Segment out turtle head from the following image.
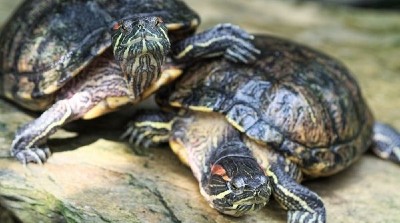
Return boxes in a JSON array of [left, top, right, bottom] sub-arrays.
[[170, 113, 271, 216], [111, 17, 170, 97], [201, 142, 272, 217]]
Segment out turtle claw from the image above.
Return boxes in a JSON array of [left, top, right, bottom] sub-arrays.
[[173, 23, 260, 64], [14, 146, 51, 165], [129, 129, 139, 145], [121, 120, 170, 149], [120, 125, 139, 144], [142, 140, 152, 149], [212, 23, 260, 64], [11, 129, 52, 164], [11, 118, 55, 164], [121, 122, 153, 149], [133, 134, 145, 147], [35, 146, 51, 162], [225, 44, 258, 64], [215, 23, 254, 40]]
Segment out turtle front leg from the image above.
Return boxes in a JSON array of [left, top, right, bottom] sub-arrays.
[[268, 156, 326, 223], [11, 57, 130, 164], [172, 24, 260, 64], [11, 93, 90, 164], [372, 122, 400, 164], [121, 109, 174, 148]]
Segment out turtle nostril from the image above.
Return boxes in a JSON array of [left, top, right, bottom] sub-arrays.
[[248, 175, 268, 190], [229, 177, 245, 194], [155, 17, 163, 26]]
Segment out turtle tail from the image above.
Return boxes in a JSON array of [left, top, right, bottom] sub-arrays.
[[371, 122, 400, 164]]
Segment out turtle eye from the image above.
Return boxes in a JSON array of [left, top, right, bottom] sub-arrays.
[[155, 17, 163, 26], [121, 24, 128, 32], [112, 22, 121, 30], [113, 22, 128, 32]]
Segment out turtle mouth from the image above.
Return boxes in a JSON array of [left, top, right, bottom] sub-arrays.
[[206, 180, 272, 217], [232, 193, 270, 207], [227, 202, 267, 217], [215, 195, 269, 217]]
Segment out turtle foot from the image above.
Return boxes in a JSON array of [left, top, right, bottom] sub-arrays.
[[121, 122, 168, 149], [173, 23, 260, 64], [12, 146, 51, 165], [288, 210, 326, 223], [121, 123, 149, 147], [214, 23, 261, 63], [10, 122, 52, 164]]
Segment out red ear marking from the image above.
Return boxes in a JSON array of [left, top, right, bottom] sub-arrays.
[[211, 164, 231, 181], [211, 164, 226, 176], [113, 22, 120, 30]]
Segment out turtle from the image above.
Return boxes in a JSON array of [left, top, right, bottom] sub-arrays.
[[0, 0, 260, 164], [122, 34, 400, 222]]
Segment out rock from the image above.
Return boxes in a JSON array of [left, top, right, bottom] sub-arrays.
[[0, 201, 22, 223], [0, 0, 399, 223]]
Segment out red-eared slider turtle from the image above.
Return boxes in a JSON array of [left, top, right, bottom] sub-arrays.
[[0, 0, 259, 164], [123, 35, 400, 222]]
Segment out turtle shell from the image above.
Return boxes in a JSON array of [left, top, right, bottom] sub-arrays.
[[158, 34, 374, 176], [0, 0, 199, 110]]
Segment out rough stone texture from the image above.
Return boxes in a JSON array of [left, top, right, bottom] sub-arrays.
[[0, 0, 399, 222]]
